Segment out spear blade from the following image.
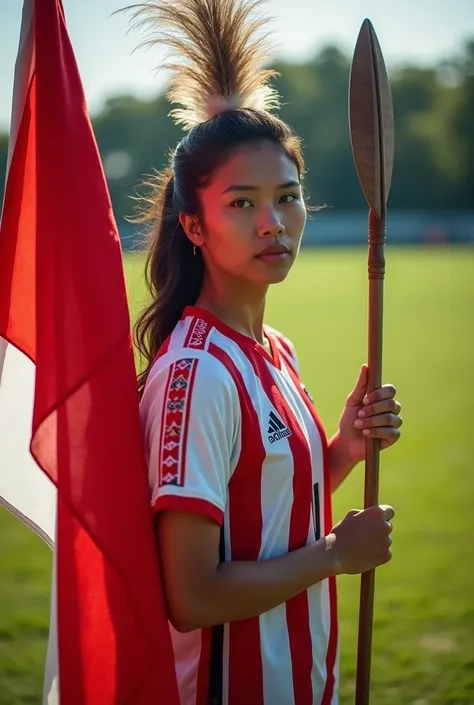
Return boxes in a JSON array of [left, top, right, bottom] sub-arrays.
[[349, 18, 394, 219], [348, 18, 395, 705]]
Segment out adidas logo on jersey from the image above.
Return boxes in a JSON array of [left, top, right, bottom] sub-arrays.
[[267, 410, 291, 443]]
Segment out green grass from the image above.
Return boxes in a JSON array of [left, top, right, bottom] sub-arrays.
[[1, 247, 474, 704]]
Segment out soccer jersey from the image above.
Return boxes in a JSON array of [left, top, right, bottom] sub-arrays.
[[140, 306, 339, 705]]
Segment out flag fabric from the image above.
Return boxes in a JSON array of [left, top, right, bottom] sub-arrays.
[[0, 2, 179, 703]]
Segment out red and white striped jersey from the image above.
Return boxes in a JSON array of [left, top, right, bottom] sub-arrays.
[[140, 306, 339, 705]]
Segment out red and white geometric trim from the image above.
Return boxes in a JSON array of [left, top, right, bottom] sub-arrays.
[[158, 358, 198, 487]]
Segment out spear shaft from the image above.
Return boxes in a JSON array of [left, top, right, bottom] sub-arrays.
[[348, 19, 394, 704], [355, 209, 386, 705]]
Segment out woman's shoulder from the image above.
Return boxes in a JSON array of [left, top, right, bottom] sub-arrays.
[[139, 345, 242, 440], [149, 345, 235, 385], [142, 344, 239, 413]]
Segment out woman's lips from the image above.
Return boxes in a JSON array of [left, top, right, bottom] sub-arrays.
[[256, 251, 290, 263]]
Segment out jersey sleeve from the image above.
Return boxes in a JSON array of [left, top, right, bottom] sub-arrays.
[[140, 352, 241, 526]]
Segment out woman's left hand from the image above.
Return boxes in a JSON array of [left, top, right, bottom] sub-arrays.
[[337, 364, 403, 466]]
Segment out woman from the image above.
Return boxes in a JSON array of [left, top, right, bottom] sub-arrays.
[[132, 1, 403, 703]]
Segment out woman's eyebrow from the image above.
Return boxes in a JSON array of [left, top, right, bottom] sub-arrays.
[[221, 180, 300, 194]]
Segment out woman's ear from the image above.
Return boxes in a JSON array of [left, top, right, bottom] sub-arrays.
[[179, 212, 204, 247]]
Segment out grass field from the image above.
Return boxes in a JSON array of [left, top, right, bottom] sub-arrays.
[[1, 246, 474, 704]]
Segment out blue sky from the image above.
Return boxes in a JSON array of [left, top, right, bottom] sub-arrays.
[[1, 0, 473, 131]]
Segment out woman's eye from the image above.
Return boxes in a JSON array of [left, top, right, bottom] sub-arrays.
[[232, 198, 253, 208], [231, 194, 298, 208]]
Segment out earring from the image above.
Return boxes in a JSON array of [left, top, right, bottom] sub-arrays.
[[193, 244, 197, 256]]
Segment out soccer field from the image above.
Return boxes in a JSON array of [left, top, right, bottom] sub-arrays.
[[1, 247, 473, 704]]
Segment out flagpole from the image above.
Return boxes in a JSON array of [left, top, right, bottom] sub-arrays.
[[348, 20, 395, 705]]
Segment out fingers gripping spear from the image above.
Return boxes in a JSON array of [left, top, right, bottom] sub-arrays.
[[348, 19, 395, 705]]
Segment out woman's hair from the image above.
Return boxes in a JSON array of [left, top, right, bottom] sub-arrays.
[[126, 0, 308, 393]]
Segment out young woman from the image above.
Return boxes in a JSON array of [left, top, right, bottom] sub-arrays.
[[132, 1, 403, 703]]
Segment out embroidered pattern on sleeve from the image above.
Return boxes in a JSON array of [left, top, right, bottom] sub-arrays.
[[159, 358, 198, 487]]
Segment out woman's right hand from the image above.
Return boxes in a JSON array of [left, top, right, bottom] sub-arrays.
[[327, 504, 394, 575]]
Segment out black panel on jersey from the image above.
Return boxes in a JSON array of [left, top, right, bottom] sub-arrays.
[[208, 528, 226, 704]]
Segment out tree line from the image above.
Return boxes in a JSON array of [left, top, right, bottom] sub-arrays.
[[1, 40, 473, 222]]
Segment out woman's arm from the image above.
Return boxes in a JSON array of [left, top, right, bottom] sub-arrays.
[[157, 510, 337, 632], [156, 505, 394, 632]]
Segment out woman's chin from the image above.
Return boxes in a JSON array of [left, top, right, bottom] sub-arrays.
[[250, 269, 292, 286], [250, 255, 294, 284], [268, 269, 291, 284]]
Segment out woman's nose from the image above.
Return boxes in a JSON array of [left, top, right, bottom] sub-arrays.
[[257, 211, 285, 238]]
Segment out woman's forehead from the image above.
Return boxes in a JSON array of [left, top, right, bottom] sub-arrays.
[[208, 142, 299, 189]]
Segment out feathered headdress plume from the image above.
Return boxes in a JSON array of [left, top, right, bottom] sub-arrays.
[[123, 0, 281, 130]]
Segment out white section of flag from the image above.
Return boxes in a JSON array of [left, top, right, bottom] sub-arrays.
[[0, 342, 59, 705], [43, 554, 59, 705], [0, 338, 57, 545]]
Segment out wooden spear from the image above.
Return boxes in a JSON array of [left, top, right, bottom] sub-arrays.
[[348, 19, 395, 705]]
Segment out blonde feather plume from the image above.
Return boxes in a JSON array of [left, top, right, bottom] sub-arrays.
[[123, 0, 281, 130]]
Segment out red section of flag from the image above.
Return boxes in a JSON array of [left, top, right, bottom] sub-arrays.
[[0, 1, 179, 703]]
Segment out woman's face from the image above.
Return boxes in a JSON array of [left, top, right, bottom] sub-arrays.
[[192, 140, 307, 288]]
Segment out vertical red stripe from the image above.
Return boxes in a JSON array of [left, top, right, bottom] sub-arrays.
[[264, 332, 281, 370], [159, 358, 195, 487], [321, 576, 338, 705], [249, 352, 314, 705], [196, 628, 213, 705], [274, 333, 294, 359], [284, 364, 339, 703], [208, 343, 265, 705], [272, 332, 300, 377], [279, 346, 299, 378], [179, 358, 198, 486]]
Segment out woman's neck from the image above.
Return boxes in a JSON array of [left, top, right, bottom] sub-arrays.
[[195, 275, 268, 344]]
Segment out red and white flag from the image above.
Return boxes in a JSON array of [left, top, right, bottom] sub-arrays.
[[0, 2, 179, 703]]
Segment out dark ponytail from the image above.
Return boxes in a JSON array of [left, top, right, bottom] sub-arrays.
[[134, 166, 204, 393]]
